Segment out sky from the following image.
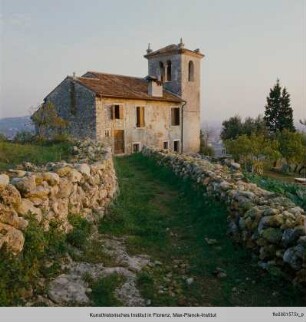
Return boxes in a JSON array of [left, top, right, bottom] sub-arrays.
[[0, 0, 305, 127]]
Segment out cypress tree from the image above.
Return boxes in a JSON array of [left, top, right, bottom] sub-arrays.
[[264, 79, 295, 134]]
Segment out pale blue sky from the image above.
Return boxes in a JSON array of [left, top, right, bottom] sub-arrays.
[[0, 0, 305, 126]]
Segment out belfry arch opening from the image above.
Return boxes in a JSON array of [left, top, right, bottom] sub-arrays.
[[159, 62, 165, 82], [166, 60, 172, 81], [188, 60, 194, 82]]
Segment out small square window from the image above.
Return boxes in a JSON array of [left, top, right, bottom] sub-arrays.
[[112, 105, 124, 119], [171, 108, 180, 126], [136, 106, 145, 127], [133, 143, 140, 153], [105, 130, 111, 137], [173, 140, 180, 152]]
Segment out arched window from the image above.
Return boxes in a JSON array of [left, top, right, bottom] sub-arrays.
[[166, 60, 172, 81], [188, 61, 194, 82], [159, 62, 165, 82]]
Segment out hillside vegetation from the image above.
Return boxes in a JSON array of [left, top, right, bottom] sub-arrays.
[[0, 141, 71, 170]]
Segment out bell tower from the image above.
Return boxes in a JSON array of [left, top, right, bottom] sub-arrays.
[[144, 39, 204, 153]]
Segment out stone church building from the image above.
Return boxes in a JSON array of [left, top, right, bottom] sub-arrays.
[[40, 39, 204, 154]]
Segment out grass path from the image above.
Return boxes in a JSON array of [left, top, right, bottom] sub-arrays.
[[99, 154, 305, 306]]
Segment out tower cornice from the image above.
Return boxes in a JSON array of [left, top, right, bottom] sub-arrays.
[[144, 47, 204, 59]]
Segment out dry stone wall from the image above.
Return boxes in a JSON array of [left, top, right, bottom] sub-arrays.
[[142, 147, 306, 285], [0, 140, 117, 255]]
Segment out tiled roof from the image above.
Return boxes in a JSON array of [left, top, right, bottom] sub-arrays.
[[144, 44, 204, 59], [75, 71, 183, 103]]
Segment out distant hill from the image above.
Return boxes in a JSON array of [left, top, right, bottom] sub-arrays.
[[0, 116, 35, 139]]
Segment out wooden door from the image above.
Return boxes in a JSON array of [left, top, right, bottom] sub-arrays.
[[114, 130, 124, 154]]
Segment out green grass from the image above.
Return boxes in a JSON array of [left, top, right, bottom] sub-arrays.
[[90, 274, 125, 306], [246, 172, 306, 210], [0, 141, 71, 170], [264, 169, 298, 184], [100, 153, 305, 306]]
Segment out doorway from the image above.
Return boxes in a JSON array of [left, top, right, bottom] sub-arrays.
[[114, 130, 125, 154]]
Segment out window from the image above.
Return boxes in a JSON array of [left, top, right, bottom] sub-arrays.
[[166, 60, 172, 81], [163, 141, 169, 150], [173, 140, 180, 152], [132, 143, 140, 153], [111, 105, 124, 119], [70, 82, 76, 115], [188, 61, 194, 82], [171, 107, 180, 126], [136, 106, 145, 127], [105, 129, 111, 137], [159, 62, 165, 82]]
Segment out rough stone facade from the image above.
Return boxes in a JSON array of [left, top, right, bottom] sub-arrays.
[[45, 78, 97, 139], [142, 148, 306, 286], [0, 141, 117, 255]]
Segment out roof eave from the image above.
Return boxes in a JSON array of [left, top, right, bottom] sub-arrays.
[[99, 94, 182, 103], [73, 77, 99, 96]]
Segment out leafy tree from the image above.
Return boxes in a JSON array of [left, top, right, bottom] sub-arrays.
[[277, 130, 305, 165], [220, 115, 243, 140], [242, 115, 268, 137], [224, 134, 280, 173], [264, 79, 295, 134], [221, 115, 267, 140], [31, 102, 68, 139]]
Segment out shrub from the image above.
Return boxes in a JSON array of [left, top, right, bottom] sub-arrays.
[[200, 144, 214, 157], [90, 274, 124, 306], [31, 102, 69, 140], [67, 215, 91, 249], [14, 131, 35, 144], [52, 133, 72, 143], [0, 217, 66, 305], [0, 133, 7, 142], [246, 173, 306, 210]]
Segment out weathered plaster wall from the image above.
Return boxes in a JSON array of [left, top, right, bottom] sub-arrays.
[[45, 78, 97, 139], [0, 141, 117, 254], [147, 52, 202, 153], [96, 97, 182, 154], [180, 55, 201, 154], [142, 148, 306, 285]]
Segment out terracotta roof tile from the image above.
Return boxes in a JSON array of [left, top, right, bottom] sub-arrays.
[[144, 44, 204, 59], [75, 71, 183, 103]]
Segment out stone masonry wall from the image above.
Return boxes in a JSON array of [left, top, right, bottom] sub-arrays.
[[142, 148, 306, 285], [0, 141, 117, 255], [45, 77, 97, 140]]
